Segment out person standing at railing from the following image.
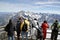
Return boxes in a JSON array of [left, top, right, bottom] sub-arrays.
[[41, 20, 49, 40], [16, 17, 23, 40], [4, 19, 15, 40], [20, 18, 30, 40], [51, 20, 59, 40]]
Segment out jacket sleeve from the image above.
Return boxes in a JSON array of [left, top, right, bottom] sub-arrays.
[[25, 20, 30, 32], [51, 23, 55, 29], [20, 22, 24, 31]]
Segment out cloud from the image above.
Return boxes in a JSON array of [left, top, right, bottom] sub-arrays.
[[35, 1, 60, 7], [39, 10, 60, 14], [0, 1, 60, 14], [35, 2, 60, 4], [0, 2, 32, 12], [0, 2, 43, 12]]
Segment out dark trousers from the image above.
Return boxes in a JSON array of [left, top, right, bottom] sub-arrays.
[[37, 30, 43, 40], [51, 29, 58, 40], [17, 31, 20, 40]]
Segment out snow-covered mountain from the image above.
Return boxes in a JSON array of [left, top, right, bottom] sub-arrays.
[[12, 11, 60, 23], [0, 12, 16, 26], [0, 11, 60, 26]]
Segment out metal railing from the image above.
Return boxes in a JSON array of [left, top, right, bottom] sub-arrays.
[[0, 26, 60, 40], [0, 26, 8, 40]]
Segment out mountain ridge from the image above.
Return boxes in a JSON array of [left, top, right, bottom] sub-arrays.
[[0, 11, 60, 26]]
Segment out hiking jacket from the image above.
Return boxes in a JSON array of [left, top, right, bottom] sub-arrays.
[[41, 22, 49, 39], [33, 20, 39, 28], [51, 22, 59, 31], [41, 23, 49, 30], [20, 19, 30, 32], [6, 22, 15, 36]]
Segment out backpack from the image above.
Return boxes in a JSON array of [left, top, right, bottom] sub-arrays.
[[53, 22, 58, 31], [4, 23, 10, 32], [16, 21, 20, 30], [22, 20, 28, 32]]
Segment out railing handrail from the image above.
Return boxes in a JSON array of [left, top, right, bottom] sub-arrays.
[[0, 26, 60, 34], [0, 25, 6, 29], [0, 26, 60, 40]]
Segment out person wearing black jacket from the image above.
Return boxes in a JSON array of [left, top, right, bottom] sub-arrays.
[[51, 20, 59, 40], [16, 18, 21, 40], [5, 19, 15, 40]]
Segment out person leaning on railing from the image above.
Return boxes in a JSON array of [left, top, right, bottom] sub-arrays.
[[51, 20, 60, 40], [4, 19, 15, 40]]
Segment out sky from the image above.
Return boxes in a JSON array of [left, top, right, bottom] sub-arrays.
[[0, 0, 60, 14]]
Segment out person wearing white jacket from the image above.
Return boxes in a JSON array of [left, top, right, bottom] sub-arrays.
[[31, 18, 39, 40]]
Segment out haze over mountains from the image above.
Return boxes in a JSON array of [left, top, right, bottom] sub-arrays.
[[0, 12, 15, 26], [0, 11, 60, 26]]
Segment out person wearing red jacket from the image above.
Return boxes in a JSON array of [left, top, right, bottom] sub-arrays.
[[41, 20, 49, 40]]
